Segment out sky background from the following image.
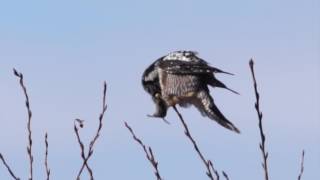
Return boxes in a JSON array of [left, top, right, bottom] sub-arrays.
[[1, 0, 319, 179]]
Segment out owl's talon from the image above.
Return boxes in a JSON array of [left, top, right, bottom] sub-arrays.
[[147, 114, 170, 124], [161, 118, 170, 124]]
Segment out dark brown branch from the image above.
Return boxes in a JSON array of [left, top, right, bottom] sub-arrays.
[[297, 150, 305, 180], [249, 60, 269, 180], [0, 153, 20, 180], [13, 68, 33, 180], [76, 81, 107, 180], [44, 133, 50, 180], [173, 106, 220, 180], [124, 122, 163, 180]]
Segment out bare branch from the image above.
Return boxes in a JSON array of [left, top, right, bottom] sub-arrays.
[[0, 153, 20, 180], [76, 81, 107, 180], [222, 171, 230, 180], [297, 150, 305, 180], [13, 68, 33, 180], [249, 59, 269, 180], [74, 121, 93, 180], [44, 133, 50, 180], [173, 106, 221, 180], [124, 122, 163, 180]]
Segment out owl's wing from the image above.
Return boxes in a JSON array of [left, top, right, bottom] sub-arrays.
[[158, 60, 234, 75]]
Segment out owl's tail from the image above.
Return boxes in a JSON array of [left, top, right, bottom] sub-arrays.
[[195, 91, 240, 133]]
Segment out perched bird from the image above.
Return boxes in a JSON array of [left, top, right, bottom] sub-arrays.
[[142, 51, 240, 133]]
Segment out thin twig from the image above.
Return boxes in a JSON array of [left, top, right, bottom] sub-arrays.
[[297, 150, 305, 180], [0, 153, 20, 180], [222, 171, 230, 180], [173, 106, 220, 180], [249, 59, 269, 180], [13, 68, 33, 180], [44, 133, 50, 180], [76, 81, 107, 180], [124, 122, 163, 180]]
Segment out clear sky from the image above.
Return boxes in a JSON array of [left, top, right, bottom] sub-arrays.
[[0, 0, 319, 179]]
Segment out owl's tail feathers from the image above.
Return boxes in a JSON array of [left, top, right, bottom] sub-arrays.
[[211, 67, 234, 75], [208, 78, 240, 95], [196, 91, 240, 133]]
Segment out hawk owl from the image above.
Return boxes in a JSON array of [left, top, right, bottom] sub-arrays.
[[142, 51, 240, 133]]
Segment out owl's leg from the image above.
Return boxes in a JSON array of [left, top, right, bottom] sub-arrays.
[[147, 94, 170, 124], [194, 90, 240, 133], [148, 94, 168, 118]]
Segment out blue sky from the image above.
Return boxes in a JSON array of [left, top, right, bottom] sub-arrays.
[[1, 0, 319, 179]]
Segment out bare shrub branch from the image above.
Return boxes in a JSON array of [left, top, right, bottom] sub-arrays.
[[75, 81, 107, 180], [297, 150, 305, 180], [173, 106, 221, 180], [0, 153, 20, 180], [124, 122, 163, 180], [13, 68, 34, 180], [249, 59, 269, 180], [44, 133, 50, 180]]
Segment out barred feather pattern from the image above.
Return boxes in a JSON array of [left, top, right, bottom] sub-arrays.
[[159, 70, 201, 98]]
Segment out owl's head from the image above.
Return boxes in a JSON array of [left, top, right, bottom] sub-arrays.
[[163, 51, 199, 62]]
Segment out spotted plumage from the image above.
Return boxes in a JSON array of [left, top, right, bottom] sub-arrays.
[[142, 51, 240, 133]]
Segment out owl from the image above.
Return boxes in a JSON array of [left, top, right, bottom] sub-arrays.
[[142, 51, 240, 133]]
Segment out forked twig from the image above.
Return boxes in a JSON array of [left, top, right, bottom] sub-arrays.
[[249, 59, 269, 180], [44, 133, 50, 180], [297, 150, 305, 180], [173, 106, 220, 180], [0, 153, 20, 180], [125, 122, 163, 180], [13, 68, 34, 180], [74, 120, 93, 179], [75, 81, 107, 180]]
